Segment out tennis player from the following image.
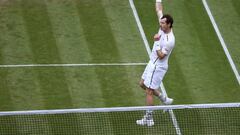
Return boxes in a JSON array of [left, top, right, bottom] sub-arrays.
[[136, 0, 175, 126]]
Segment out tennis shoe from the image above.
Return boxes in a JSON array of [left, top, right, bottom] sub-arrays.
[[136, 116, 154, 126], [163, 97, 173, 105]]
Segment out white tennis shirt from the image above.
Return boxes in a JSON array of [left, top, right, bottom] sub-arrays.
[[149, 29, 175, 69]]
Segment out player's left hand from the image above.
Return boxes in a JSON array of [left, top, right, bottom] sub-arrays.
[[154, 34, 160, 41]]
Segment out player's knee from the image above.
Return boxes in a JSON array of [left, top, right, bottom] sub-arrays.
[[146, 89, 153, 95]]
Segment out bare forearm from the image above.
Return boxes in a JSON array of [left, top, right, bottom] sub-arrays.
[[156, 0, 163, 24]]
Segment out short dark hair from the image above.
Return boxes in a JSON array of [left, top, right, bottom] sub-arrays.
[[161, 14, 174, 28]]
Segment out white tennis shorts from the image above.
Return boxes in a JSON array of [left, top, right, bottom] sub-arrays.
[[141, 61, 167, 90]]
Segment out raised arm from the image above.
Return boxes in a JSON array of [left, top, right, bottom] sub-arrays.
[[156, 0, 163, 25]]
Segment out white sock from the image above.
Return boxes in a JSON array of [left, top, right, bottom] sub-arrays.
[[145, 110, 153, 119], [159, 94, 166, 102]]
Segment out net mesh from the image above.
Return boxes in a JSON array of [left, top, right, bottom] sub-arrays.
[[0, 103, 239, 135]]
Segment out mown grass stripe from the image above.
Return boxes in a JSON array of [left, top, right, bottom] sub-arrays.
[[102, 0, 148, 62], [75, 0, 120, 63], [164, 53, 195, 103], [75, 0, 137, 106], [20, 0, 73, 109], [0, 2, 47, 109], [0, 69, 14, 111], [21, 0, 60, 64], [0, 1, 34, 65], [232, 0, 240, 17], [206, 0, 240, 80], [44, 0, 92, 64], [202, 0, 240, 85], [0, 0, 47, 111], [0, 1, 21, 111]]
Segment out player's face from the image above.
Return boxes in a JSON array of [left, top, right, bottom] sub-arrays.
[[160, 18, 170, 32]]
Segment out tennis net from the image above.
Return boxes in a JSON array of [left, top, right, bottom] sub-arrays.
[[0, 103, 239, 135]]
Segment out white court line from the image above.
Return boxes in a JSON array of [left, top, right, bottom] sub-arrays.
[[128, 0, 151, 57], [0, 63, 147, 68], [202, 0, 240, 85], [129, 0, 182, 134]]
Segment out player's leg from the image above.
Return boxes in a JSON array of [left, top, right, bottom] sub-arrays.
[[145, 88, 154, 126], [154, 89, 173, 105], [140, 79, 171, 105], [146, 88, 154, 106], [136, 88, 155, 126], [136, 62, 155, 126], [151, 68, 173, 105]]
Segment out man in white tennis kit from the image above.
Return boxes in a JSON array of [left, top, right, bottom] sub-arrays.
[[136, 0, 175, 126]]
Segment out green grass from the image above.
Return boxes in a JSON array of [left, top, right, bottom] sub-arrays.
[[207, 0, 240, 72], [0, 0, 148, 111], [0, 0, 239, 134]]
